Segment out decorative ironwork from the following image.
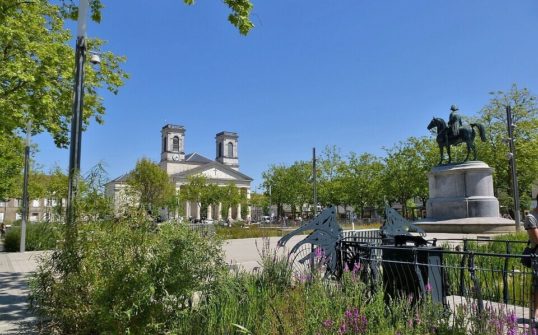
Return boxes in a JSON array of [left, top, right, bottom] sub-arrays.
[[381, 205, 426, 238], [278, 206, 342, 276]]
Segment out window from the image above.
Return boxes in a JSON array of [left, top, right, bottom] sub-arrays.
[[228, 142, 234, 158], [44, 212, 50, 221], [0, 201, 5, 207], [163, 136, 167, 152], [219, 142, 223, 158], [30, 213, 39, 222], [32, 199, 40, 208], [0, 213, 4, 222], [173, 136, 180, 152], [51, 199, 58, 207], [16, 213, 21, 220]]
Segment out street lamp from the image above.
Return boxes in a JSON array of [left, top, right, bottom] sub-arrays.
[[506, 105, 521, 230], [20, 120, 32, 252], [66, 0, 89, 245]]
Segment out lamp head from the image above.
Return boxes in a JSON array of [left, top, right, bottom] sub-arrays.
[[89, 53, 101, 65]]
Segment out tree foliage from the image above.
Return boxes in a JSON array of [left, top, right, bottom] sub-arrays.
[[127, 158, 176, 217], [475, 85, 538, 210], [0, 0, 128, 148]]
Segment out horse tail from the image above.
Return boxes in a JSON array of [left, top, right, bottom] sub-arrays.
[[470, 123, 487, 142]]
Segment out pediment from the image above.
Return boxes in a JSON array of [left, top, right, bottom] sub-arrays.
[[172, 162, 252, 183]]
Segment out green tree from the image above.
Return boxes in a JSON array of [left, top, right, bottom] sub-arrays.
[[59, 0, 254, 36], [382, 139, 428, 218], [127, 158, 176, 218], [317, 146, 346, 209], [344, 152, 384, 218], [0, 0, 128, 147], [262, 162, 311, 218], [475, 85, 538, 211], [179, 175, 223, 219], [0, 133, 24, 199]]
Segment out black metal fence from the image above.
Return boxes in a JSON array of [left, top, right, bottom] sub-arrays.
[[339, 237, 538, 327]]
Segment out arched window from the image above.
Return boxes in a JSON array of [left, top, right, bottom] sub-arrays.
[[219, 142, 223, 158], [163, 136, 167, 152], [173, 136, 180, 152], [228, 142, 234, 158]]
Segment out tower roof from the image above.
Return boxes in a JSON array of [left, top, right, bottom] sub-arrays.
[[162, 124, 185, 131], [215, 131, 238, 138]]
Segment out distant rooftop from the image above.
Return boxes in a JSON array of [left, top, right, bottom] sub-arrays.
[[162, 124, 185, 130], [215, 131, 238, 138]]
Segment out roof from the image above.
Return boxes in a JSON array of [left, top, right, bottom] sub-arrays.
[[185, 152, 213, 164], [108, 173, 130, 183]]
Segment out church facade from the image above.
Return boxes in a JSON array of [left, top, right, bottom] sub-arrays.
[[105, 124, 253, 221]]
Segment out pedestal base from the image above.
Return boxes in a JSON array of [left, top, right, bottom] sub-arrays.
[[416, 217, 516, 234]]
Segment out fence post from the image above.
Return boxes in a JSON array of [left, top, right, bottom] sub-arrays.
[[529, 254, 538, 329], [413, 248, 426, 296], [459, 239, 468, 296], [503, 241, 510, 304], [468, 252, 484, 313]]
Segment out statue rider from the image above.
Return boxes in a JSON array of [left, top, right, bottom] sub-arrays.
[[447, 104, 462, 138]]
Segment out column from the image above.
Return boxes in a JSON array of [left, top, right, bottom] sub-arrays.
[[185, 201, 190, 220], [207, 204, 212, 220], [247, 188, 252, 221], [218, 202, 223, 220], [228, 206, 232, 220], [237, 202, 242, 220], [196, 202, 201, 220]]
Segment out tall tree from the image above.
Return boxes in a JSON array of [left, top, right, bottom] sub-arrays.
[[382, 139, 426, 218], [475, 85, 538, 210], [0, 0, 128, 147], [317, 145, 346, 208], [344, 152, 384, 218], [127, 158, 176, 217]]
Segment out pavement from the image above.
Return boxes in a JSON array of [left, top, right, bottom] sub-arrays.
[[0, 232, 493, 333]]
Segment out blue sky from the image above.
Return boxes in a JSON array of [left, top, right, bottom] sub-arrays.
[[33, 0, 538, 190]]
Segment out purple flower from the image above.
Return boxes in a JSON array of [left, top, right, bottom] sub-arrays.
[[322, 319, 334, 329], [424, 282, 432, 293]]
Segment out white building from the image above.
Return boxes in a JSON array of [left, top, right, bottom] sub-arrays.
[[105, 124, 253, 221]]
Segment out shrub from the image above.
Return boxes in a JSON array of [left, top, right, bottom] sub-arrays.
[[29, 221, 226, 334], [4, 222, 62, 252]]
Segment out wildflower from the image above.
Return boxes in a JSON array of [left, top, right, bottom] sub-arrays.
[[338, 322, 347, 334], [424, 282, 432, 293], [322, 319, 334, 329]]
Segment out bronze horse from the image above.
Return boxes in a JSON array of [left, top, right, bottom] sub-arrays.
[[427, 117, 486, 165]]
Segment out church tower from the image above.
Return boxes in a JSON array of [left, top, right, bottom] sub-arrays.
[[215, 131, 239, 170], [161, 124, 185, 163]]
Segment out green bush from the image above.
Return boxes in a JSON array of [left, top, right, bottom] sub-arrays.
[[4, 222, 62, 252], [29, 221, 226, 334]]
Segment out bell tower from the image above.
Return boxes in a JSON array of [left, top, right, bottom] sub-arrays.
[[161, 124, 185, 163], [215, 131, 239, 170]]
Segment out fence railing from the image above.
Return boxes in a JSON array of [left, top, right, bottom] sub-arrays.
[[339, 239, 538, 328], [188, 223, 215, 236]]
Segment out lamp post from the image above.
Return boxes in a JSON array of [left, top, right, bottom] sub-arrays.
[[312, 147, 317, 216], [20, 120, 32, 252], [66, 0, 89, 246], [506, 105, 521, 231]]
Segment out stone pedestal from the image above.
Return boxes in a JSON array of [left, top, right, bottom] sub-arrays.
[[417, 161, 515, 234]]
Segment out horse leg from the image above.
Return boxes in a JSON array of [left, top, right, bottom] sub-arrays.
[[447, 146, 452, 164], [438, 143, 444, 165], [463, 140, 470, 161]]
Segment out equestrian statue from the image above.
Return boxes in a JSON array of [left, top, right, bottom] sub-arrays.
[[427, 105, 486, 165]]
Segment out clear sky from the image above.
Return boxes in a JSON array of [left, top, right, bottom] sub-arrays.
[[33, 0, 538, 190]]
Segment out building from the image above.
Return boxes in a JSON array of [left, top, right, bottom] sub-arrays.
[[105, 124, 253, 221], [0, 198, 63, 224]]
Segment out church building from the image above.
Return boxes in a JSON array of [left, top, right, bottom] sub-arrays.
[[106, 124, 253, 221]]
